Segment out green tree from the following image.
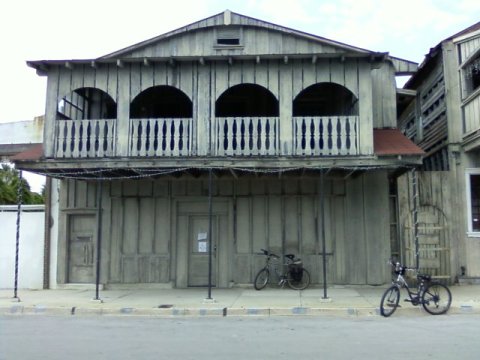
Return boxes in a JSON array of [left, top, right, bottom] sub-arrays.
[[0, 164, 44, 205]]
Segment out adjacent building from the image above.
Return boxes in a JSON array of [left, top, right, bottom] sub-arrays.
[[397, 21, 480, 283]]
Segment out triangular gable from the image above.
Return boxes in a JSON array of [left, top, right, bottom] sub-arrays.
[[100, 10, 376, 60], [27, 10, 417, 76]]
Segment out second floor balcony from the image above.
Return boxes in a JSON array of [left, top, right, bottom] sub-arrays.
[[49, 82, 363, 159]]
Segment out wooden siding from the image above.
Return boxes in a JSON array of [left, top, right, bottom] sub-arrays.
[[457, 34, 480, 63], [122, 27, 344, 59], [463, 94, 480, 136], [397, 172, 457, 281], [56, 172, 391, 287]]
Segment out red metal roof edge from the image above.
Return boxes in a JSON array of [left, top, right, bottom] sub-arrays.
[[373, 129, 425, 156], [9, 143, 44, 161]]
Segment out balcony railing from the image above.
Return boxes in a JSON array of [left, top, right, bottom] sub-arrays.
[[54, 119, 116, 158], [214, 117, 279, 156], [129, 118, 192, 156], [293, 116, 359, 156], [51, 116, 361, 159]]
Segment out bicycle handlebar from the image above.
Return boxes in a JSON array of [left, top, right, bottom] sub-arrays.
[[387, 259, 416, 275], [260, 249, 280, 259]]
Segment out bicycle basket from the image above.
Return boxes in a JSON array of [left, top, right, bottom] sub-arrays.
[[289, 261, 304, 282]]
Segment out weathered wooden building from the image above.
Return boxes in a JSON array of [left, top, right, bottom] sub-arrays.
[[397, 21, 480, 283], [15, 11, 423, 288]]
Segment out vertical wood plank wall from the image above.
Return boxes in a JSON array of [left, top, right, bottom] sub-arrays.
[[57, 171, 391, 287], [397, 171, 456, 281]]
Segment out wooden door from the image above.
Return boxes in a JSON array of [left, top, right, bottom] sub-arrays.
[[68, 214, 96, 283], [188, 215, 219, 287]]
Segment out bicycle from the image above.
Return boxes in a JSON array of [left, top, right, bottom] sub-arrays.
[[253, 249, 311, 290], [380, 259, 452, 317]]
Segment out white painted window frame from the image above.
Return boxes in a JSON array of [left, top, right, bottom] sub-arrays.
[[466, 168, 480, 237]]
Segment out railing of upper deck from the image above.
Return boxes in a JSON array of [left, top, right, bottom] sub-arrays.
[[54, 119, 116, 158], [293, 116, 359, 156], [129, 118, 193, 157], [52, 115, 360, 158], [214, 117, 279, 156]]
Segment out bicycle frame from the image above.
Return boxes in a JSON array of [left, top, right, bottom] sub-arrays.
[[390, 262, 430, 305], [262, 254, 289, 286]]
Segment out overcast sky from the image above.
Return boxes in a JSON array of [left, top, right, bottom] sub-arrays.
[[1, 0, 479, 191]]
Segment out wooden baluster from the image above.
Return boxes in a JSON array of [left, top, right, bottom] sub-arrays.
[[144, 119, 151, 157], [239, 118, 245, 154], [318, 117, 324, 155], [153, 120, 159, 156], [249, 118, 255, 154], [295, 117, 301, 155], [129, 120, 135, 156], [161, 120, 167, 155], [63, 121, 72, 158], [308, 117, 315, 156], [59, 121, 67, 157], [339, 116, 346, 155], [138, 119, 144, 156], [326, 117, 332, 155], [173, 120, 180, 157], [353, 116, 359, 155], [94, 120, 100, 157]]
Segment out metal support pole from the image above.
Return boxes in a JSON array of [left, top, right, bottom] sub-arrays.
[[412, 168, 419, 270], [207, 169, 213, 300], [320, 169, 328, 299], [94, 181, 103, 301], [13, 170, 23, 300]]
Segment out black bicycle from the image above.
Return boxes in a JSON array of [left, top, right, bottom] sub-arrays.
[[254, 249, 311, 290], [380, 259, 452, 317]]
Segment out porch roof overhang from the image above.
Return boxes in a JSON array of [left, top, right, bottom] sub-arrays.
[[10, 129, 424, 180]]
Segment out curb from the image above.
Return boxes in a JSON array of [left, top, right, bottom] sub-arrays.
[[2, 304, 479, 317]]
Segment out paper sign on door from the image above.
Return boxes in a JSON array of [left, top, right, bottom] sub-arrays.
[[197, 232, 208, 252]]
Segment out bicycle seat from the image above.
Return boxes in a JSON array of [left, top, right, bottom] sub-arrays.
[[285, 254, 295, 260]]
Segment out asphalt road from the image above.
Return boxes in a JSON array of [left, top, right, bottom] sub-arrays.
[[1, 315, 479, 360]]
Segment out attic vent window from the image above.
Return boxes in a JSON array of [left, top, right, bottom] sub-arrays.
[[215, 27, 242, 47], [218, 37, 240, 46]]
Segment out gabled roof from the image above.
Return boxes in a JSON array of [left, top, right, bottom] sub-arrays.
[[100, 10, 375, 59], [27, 10, 417, 75]]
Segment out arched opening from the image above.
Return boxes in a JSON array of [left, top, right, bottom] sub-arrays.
[[57, 87, 116, 120], [215, 83, 278, 117], [293, 83, 358, 116], [130, 86, 192, 118]]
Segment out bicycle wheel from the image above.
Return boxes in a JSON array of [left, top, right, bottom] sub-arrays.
[[380, 285, 400, 317], [287, 269, 310, 290], [254, 268, 270, 290], [421, 283, 452, 315]]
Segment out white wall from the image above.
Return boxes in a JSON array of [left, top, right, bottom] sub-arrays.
[[0, 205, 45, 289]]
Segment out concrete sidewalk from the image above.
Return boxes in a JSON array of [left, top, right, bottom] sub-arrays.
[[1, 285, 479, 317]]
